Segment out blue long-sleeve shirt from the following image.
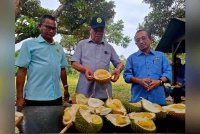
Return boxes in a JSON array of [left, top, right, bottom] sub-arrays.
[[123, 50, 172, 105]]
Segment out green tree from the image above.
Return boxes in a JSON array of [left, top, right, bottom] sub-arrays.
[[140, 0, 185, 38], [15, 0, 131, 49]]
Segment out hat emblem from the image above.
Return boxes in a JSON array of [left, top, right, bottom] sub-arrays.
[[96, 17, 102, 23]]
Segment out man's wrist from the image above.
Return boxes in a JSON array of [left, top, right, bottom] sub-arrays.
[[17, 97, 24, 100], [63, 85, 68, 88], [159, 79, 164, 86]]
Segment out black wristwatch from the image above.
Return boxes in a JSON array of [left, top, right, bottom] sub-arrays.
[[159, 79, 164, 86]]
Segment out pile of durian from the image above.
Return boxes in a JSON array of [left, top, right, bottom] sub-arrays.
[[62, 94, 185, 133]]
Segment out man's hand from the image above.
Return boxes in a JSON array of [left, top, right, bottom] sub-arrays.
[[85, 67, 94, 81], [138, 78, 152, 90], [146, 79, 161, 91], [111, 68, 120, 82], [16, 98, 26, 108]]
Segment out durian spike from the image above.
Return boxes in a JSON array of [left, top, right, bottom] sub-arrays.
[[59, 122, 73, 134]]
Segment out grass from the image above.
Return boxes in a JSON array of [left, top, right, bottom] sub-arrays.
[[63, 74, 131, 101], [15, 73, 131, 101]]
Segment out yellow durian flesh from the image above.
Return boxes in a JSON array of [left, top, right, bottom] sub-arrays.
[[91, 115, 102, 124], [128, 112, 156, 120], [94, 69, 111, 80], [116, 116, 127, 125], [137, 119, 155, 130], [105, 98, 127, 115], [105, 114, 130, 127]]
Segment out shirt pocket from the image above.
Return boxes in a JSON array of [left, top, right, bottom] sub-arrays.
[[151, 61, 162, 75], [100, 51, 111, 66]]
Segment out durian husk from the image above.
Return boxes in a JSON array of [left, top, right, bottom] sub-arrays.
[[88, 97, 104, 108], [131, 118, 156, 133], [128, 112, 156, 121], [63, 104, 79, 125], [141, 98, 167, 120], [162, 103, 185, 121], [72, 93, 88, 105], [95, 105, 112, 116], [94, 69, 111, 84], [121, 100, 143, 113], [105, 114, 131, 127], [105, 98, 127, 115], [74, 109, 103, 133], [78, 104, 95, 113]]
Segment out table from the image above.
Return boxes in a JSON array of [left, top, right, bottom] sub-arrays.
[[18, 106, 185, 133], [19, 106, 65, 133]]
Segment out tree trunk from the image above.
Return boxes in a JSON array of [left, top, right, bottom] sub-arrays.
[[52, 0, 68, 18], [15, 0, 26, 20]]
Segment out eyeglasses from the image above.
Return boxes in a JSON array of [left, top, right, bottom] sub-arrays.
[[42, 24, 57, 31], [93, 28, 104, 32], [135, 36, 148, 44]]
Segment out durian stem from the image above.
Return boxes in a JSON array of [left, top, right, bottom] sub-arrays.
[[105, 88, 110, 98], [90, 93, 93, 98], [59, 122, 73, 134]]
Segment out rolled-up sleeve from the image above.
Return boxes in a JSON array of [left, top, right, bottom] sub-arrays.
[[70, 42, 82, 63], [161, 53, 172, 83], [60, 47, 68, 68], [15, 41, 31, 68], [123, 56, 134, 83]]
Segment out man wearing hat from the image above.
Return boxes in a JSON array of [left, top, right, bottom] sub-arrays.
[[70, 16, 124, 101]]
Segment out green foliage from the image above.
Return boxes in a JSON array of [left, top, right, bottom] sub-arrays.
[[15, 16, 40, 38], [19, 0, 52, 19], [15, 0, 131, 50], [15, 50, 21, 58], [106, 20, 131, 48], [141, 0, 185, 39], [15, 50, 21, 75], [65, 55, 78, 75]]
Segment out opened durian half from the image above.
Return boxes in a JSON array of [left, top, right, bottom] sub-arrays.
[[63, 104, 79, 125], [128, 112, 156, 121], [88, 97, 104, 108], [72, 93, 88, 105], [141, 98, 167, 120], [131, 118, 156, 133], [95, 105, 112, 116], [78, 104, 95, 113], [94, 69, 111, 84], [74, 109, 103, 133], [121, 100, 143, 113], [105, 98, 127, 115], [162, 103, 185, 121], [105, 114, 131, 127]]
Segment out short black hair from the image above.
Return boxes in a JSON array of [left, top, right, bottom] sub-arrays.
[[135, 29, 152, 40], [38, 14, 56, 25]]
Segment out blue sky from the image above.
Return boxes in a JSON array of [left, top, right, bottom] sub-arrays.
[[16, 0, 151, 58]]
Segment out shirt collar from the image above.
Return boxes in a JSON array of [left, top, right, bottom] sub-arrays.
[[37, 35, 56, 45], [136, 49, 155, 56], [88, 37, 105, 45]]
